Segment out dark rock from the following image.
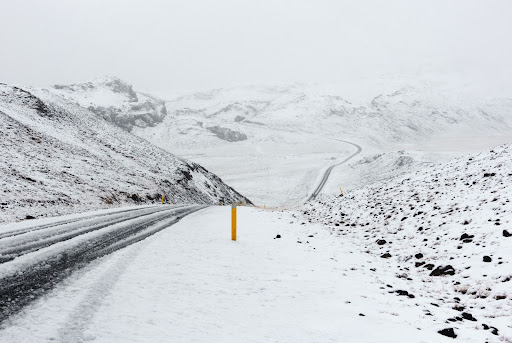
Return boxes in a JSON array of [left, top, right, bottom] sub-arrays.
[[358, 313, 365, 316], [460, 233, 474, 240], [415, 253, 423, 259], [424, 264, 435, 270], [206, 126, 248, 142], [25, 215, 36, 220], [430, 265, 455, 276], [380, 253, 392, 258], [503, 230, 511, 237], [438, 328, 457, 338], [483, 256, 492, 262], [275, 234, 281, 239], [483, 172, 496, 177], [377, 239, 386, 245], [461, 312, 476, 321], [491, 327, 499, 336]]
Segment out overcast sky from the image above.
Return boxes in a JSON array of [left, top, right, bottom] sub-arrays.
[[1, 0, 511, 93]]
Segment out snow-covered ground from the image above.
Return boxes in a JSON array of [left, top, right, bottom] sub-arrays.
[[0, 206, 446, 342]]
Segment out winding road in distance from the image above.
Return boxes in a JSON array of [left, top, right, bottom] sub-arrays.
[[306, 139, 362, 202]]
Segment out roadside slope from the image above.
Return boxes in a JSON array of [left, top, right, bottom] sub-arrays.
[[304, 144, 512, 340], [0, 84, 249, 223]]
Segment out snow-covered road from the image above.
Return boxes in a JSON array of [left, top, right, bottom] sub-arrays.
[[0, 204, 205, 323], [0, 207, 443, 342], [307, 138, 362, 202]]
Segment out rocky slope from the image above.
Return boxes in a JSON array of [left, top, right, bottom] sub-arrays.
[[0, 83, 249, 224], [302, 144, 512, 340]]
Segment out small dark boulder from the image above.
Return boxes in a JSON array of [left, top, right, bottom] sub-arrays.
[[275, 234, 281, 239], [438, 328, 457, 338], [25, 215, 36, 220], [377, 239, 387, 245], [503, 230, 511, 237], [380, 253, 392, 258], [460, 233, 474, 240], [483, 256, 492, 263], [415, 253, 423, 259], [461, 312, 477, 321], [430, 265, 455, 276]]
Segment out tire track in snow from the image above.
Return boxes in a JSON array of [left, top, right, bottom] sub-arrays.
[[0, 206, 187, 263], [0, 205, 205, 324]]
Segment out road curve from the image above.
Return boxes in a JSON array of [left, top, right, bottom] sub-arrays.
[[0, 204, 205, 324], [306, 139, 362, 202]]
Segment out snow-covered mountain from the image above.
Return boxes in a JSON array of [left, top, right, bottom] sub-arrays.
[[0, 83, 249, 223], [43, 78, 512, 206], [303, 144, 512, 339], [51, 77, 167, 132], [142, 83, 512, 149]]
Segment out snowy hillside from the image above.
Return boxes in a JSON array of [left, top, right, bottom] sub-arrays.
[[0, 83, 249, 224], [51, 77, 167, 132], [302, 144, 512, 340]]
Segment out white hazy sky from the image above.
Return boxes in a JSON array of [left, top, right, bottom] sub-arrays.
[[1, 0, 511, 93]]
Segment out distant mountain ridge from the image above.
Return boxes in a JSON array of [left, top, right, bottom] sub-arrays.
[[51, 77, 167, 131]]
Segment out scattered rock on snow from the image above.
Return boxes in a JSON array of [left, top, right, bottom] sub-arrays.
[[483, 256, 492, 263], [430, 265, 455, 276]]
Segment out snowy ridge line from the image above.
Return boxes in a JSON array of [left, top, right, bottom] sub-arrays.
[[0, 205, 205, 324], [0, 206, 184, 263], [306, 139, 362, 202]]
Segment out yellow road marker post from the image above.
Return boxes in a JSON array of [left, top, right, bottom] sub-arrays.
[[340, 188, 344, 196], [231, 203, 237, 241], [161, 195, 165, 204]]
